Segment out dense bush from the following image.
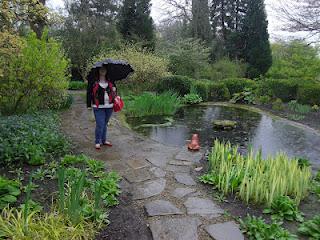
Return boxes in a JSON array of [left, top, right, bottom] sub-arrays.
[[0, 112, 70, 167], [223, 78, 257, 95], [156, 75, 192, 96], [192, 80, 230, 101], [68, 81, 87, 90], [258, 79, 298, 102], [200, 58, 247, 81], [297, 84, 320, 105], [192, 80, 210, 101], [0, 31, 70, 114], [89, 45, 169, 90]]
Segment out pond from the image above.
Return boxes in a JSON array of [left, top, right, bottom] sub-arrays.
[[127, 105, 320, 171]]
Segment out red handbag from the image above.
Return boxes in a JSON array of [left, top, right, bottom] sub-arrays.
[[113, 95, 124, 112]]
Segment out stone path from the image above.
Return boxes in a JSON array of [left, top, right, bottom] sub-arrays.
[[61, 92, 245, 240]]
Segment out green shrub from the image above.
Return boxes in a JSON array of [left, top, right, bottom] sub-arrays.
[[0, 176, 21, 209], [0, 112, 70, 167], [90, 45, 169, 90], [257, 95, 271, 105], [297, 84, 320, 105], [182, 93, 203, 105], [298, 215, 320, 239], [200, 140, 311, 206], [207, 82, 231, 101], [230, 88, 256, 104], [312, 104, 319, 112], [288, 100, 311, 114], [156, 75, 192, 96], [125, 91, 181, 117], [263, 196, 304, 223], [272, 98, 284, 111], [0, 31, 70, 114], [258, 79, 298, 102], [192, 80, 210, 101], [240, 215, 298, 240], [223, 78, 257, 95], [200, 58, 247, 80], [68, 81, 87, 90]]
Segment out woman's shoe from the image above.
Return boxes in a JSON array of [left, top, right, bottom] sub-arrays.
[[103, 141, 112, 147], [95, 144, 101, 150]]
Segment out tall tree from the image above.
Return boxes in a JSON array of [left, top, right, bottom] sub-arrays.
[[118, 0, 155, 49], [191, 0, 211, 42], [241, 0, 272, 78]]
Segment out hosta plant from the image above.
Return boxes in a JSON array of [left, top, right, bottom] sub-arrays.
[[263, 196, 304, 224], [0, 176, 21, 209], [298, 215, 320, 239]]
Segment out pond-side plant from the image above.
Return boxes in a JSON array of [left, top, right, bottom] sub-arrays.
[[298, 215, 320, 239], [0, 176, 21, 209], [240, 215, 298, 240], [200, 140, 311, 206], [288, 100, 311, 114], [312, 104, 319, 112], [257, 95, 271, 105], [182, 93, 203, 105], [272, 98, 284, 111], [263, 196, 304, 224], [230, 88, 255, 104], [297, 158, 311, 169]]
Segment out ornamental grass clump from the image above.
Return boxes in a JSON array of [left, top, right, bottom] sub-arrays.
[[200, 140, 311, 206]]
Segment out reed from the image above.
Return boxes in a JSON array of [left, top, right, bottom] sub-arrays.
[[201, 140, 312, 206]]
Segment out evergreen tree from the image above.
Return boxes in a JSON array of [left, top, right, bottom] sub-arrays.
[[191, 0, 211, 43], [118, 0, 155, 49], [241, 0, 272, 78]]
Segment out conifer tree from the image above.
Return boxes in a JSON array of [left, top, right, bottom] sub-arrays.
[[241, 0, 272, 78], [191, 0, 211, 43]]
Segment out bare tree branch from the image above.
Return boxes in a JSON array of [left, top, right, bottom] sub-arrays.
[[160, 0, 192, 23]]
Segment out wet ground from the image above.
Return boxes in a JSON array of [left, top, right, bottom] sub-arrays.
[[127, 104, 320, 171]]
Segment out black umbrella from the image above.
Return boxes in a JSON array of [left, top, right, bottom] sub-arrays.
[[87, 58, 134, 82]]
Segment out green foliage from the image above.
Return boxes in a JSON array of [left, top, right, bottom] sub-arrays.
[[298, 215, 320, 239], [257, 95, 271, 105], [297, 84, 320, 105], [242, 0, 272, 78], [297, 158, 311, 169], [68, 81, 87, 90], [0, 176, 21, 209], [263, 196, 304, 223], [168, 38, 211, 79], [201, 140, 311, 206], [99, 172, 121, 207], [200, 58, 247, 81], [240, 215, 298, 240], [258, 79, 298, 102], [192, 80, 231, 101], [0, 31, 70, 114], [267, 41, 320, 81], [230, 88, 256, 104], [272, 98, 284, 111], [125, 91, 181, 117], [61, 154, 88, 166], [91, 45, 169, 90], [182, 93, 203, 105], [288, 100, 311, 114], [157, 75, 193, 96], [223, 78, 257, 95], [0, 112, 70, 167], [85, 159, 105, 177], [312, 105, 319, 112]]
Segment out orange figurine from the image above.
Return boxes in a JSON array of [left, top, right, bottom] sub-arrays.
[[188, 134, 200, 151]]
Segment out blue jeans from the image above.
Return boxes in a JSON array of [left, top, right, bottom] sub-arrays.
[[93, 108, 113, 144]]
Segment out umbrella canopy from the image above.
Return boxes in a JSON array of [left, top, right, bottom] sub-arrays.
[[87, 58, 134, 82]]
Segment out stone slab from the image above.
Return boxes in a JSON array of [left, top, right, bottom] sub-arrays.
[[184, 197, 223, 219], [145, 151, 172, 167], [150, 167, 166, 178], [172, 187, 196, 199], [132, 178, 166, 200], [149, 217, 201, 240], [205, 222, 244, 240], [145, 200, 183, 216], [169, 160, 193, 166], [166, 165, 190, 173], [175, 173, 196, 186], [127, 159, 150, 170], [175, 148, 203, 163], [124, 169, 152, 183]]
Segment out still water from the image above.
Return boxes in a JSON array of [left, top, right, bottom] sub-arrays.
[[127, 105, 320, 170]]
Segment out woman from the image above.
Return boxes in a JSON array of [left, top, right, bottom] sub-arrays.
[[87, 65, 116, 149]]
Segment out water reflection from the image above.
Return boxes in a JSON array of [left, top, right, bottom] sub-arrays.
[[127, 106, 320, 170]]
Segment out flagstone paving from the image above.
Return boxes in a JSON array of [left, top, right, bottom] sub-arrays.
[[61, 92, 245, 240]]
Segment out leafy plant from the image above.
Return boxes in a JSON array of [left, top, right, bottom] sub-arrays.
[[230, 87, 256, 104], [85, 159, 105, 176], [201, 140, 311, 206], [0, 176, 21, 209], [263, 196, 304, 223], [98, 172, 121, 207], [61, 154, 87, 166], [288, 114, 305, 121], [182, 93, 203, 105], [69, 81, 87, 90], [297, 158, 311, 169], [298, 215, 320, 239], [312, 104, 319, 112], [288, 100, 311, 114], [257, 95, 271, 105], [272, 98, 284, 111], [240, 215, 298, 240]]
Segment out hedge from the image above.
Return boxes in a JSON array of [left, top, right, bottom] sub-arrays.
[[297, 84, 320, 105], [192, 80, 230, 101], [223, 78, 257, 95], [156, 75, 193, 96], [258, 79, 299, 102]]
